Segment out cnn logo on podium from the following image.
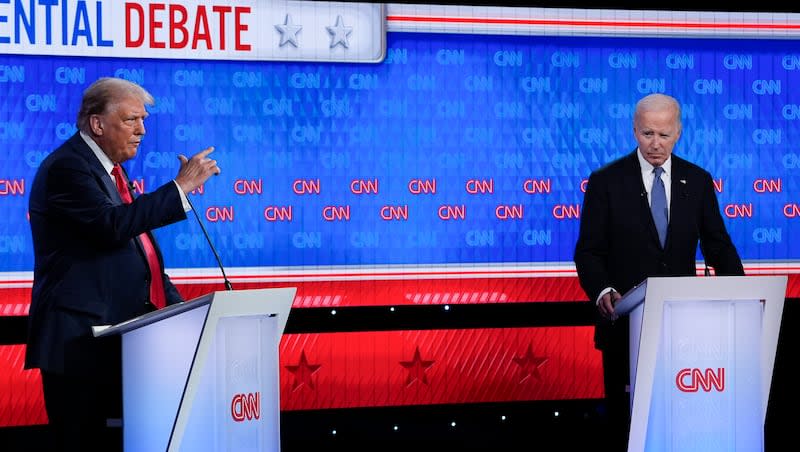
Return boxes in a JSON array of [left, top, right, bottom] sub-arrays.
[[675, 368, 725, 392], [231, 392, 261, 422]]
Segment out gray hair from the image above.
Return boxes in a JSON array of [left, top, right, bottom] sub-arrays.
[[634, 93, 682, 130], [76, 77, 154, 132]]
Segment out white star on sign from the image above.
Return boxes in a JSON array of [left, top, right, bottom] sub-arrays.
[[275, 14, 302, 47], [326, 15, 352, 49]]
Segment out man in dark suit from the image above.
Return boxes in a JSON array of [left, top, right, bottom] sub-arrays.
[[574, 93, 744, 450], [25, 77, 222, 452]]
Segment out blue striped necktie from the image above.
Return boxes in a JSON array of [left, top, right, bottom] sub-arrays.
[[651, 166, 668, 247]]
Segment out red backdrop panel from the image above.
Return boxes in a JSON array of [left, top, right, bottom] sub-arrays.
[[0, 345, 48, 426], [279, 327, 602, 410]]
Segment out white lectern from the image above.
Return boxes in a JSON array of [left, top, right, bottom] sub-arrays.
[[93, 287, 296, 452], [615, 276, 786, 452]]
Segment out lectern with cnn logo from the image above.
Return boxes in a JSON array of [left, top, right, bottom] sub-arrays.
[[93, 287, 296, 452], [615, 276, 786, 452]]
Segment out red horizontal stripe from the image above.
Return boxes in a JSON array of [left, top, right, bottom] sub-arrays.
[[172, 268, 577, 281], [387, 15, 800, 30]]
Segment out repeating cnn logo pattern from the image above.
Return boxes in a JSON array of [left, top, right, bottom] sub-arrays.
[[4, 24, 800, 273], [675, 368, 725, 393], [230, 392, 260, 422]]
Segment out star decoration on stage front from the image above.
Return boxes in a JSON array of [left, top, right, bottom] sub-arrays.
[[399, 346, 435, 386], [285, 350, 322, 390], [326, 15, 353, 49], [513, 344, 548, 383], [275, 14, 302, 48]]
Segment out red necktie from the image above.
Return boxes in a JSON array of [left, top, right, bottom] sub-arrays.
[[111, 164, 167, 310]]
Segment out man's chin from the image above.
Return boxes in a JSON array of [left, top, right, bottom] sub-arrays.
[[122, 149, 138, 161]]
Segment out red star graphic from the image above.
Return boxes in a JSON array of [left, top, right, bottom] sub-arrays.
[[399, 346, 435, 386], [513, 344, 548, 383], [285, 350, 321, 391]]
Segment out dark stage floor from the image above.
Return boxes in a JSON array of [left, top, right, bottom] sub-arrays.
[[1, 397, 795, 451]]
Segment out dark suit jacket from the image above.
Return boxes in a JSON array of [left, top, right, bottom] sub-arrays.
[[26, 132, 187, 376], [574, 150, 744, 350]]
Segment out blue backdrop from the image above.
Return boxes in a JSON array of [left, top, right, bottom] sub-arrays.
[[1, 32, 797, 271]]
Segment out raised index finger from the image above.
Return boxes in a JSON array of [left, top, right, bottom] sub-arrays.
[[195, 146, 215, 159]]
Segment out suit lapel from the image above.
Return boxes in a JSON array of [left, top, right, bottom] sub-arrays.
[[668, 157, 690, 245], [623, 152, 662, 247], [68, 133, 124, 205], [102, 172, 123, 205]]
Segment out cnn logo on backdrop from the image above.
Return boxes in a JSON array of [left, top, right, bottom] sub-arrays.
[[675, 368, 725, 392], [231, 392, 261, 422]]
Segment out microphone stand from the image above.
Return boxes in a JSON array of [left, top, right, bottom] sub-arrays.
[[186, 196, 234, 290]]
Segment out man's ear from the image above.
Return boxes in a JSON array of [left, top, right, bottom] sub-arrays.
[[89, 115, 103, 135]]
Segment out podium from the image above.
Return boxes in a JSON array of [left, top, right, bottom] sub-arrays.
[[615, 276, 787, 452], [93, 287, 296, 452]]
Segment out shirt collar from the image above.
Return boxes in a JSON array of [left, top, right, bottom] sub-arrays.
[[79, 131, 115, 176]]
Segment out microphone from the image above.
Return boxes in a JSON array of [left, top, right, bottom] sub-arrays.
[[186, 196, 234, 291]]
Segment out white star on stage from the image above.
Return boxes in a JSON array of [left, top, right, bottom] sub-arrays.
[[275, 14, 302, 47], [326, 15, 352, 49]]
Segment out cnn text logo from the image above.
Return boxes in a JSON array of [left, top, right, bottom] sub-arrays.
[[231, 392, 260, 422], [675, 368, 725, 392]]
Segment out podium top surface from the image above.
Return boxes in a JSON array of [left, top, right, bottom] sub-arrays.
[[614, 280, 647, 316], [613, 275, 788, 316], [92, 292, 215, 337], [92, 287, 297, 338]]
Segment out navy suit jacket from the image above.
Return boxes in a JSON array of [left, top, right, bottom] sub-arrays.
[[26, 133, 187, 375], [574, 150, 744, 349]]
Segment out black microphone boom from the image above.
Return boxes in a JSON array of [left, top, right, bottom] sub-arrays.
[[186, 196, 234, 290]]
